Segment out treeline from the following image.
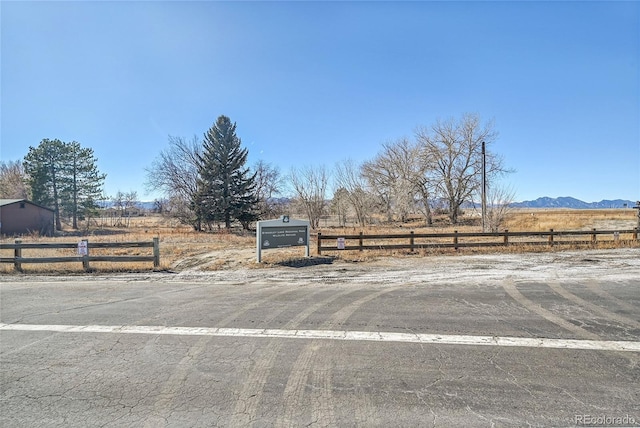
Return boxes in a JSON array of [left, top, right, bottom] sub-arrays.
[[146, 113, 513, 232], [0, 112, 513, 233]]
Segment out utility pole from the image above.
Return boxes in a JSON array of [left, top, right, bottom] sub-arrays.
[[481, 141, 487, 233], [634, 201, 640, 229]]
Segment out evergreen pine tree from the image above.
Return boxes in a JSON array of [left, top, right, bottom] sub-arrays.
[[23, 139, 68, 231], [60, 142, 107, 229], [24, 139, 106, 231], [194, 116, 257, 230]]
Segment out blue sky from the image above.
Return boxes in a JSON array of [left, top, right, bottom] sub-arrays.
[[1, 1, 638, 203]]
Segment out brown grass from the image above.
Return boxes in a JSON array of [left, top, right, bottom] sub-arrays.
[[503, 208, 637, 231], [1, 209, 637, 273]]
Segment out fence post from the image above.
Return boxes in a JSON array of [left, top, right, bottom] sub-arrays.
[[14, 239, 22, 272], [548, 229, 554, 247], [453, 231, 458, 250], [410, 231, 415, 252], [591, 228, 597, 245], [317, 233, 322, 255], [82, 239, 90, 271], [504, 230, 509, 247], [153, 237, 160, 268], [359, 232, 363, 252], [633, 228, 638, 241]]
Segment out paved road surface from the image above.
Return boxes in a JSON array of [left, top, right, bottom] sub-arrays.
[[1, 249, 639, 427]]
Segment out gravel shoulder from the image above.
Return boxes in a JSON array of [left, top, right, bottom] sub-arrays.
[[2, 248, 638, 287]]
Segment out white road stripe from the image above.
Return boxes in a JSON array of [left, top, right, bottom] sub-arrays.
[[1, 323, 638, 352]]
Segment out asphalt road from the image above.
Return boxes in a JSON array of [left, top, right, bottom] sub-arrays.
[[1, 250, 639, 427]]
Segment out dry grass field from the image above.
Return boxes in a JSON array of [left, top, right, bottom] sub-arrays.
[[1, 209, 638, 274], [503, 208, 638, 231]]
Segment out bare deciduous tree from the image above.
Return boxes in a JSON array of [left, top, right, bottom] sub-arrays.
[[484, 183, 516, 232], [415, 113, 505, 224], [361, 138, 425, 223], [145, 135, 201, 229], [0, 160, 30, 199], [110, 191, 139, 227], [330, 187, 350, 227], [252, 160, 284, 219], [334, 159, 374, 226], [289, 165, 328, 229], [415, 174, 435, 226], [163, 194, 199, 227]]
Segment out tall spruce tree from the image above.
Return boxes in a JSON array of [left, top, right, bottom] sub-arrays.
[[61, 142, 106, 229], [24, 139, 106, 231], [23, 139, 68, 231], [194, 115, 257, 230]]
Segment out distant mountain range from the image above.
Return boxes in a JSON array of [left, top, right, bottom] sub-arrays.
[[111, 197, 637, 211], [510, 197, 637, 209]]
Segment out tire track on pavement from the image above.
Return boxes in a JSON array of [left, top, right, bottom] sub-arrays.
[[146, 286, 319, 428], [502, 278, 600, 340], [229, 286, 365, 427], [134, 283, 271, 327], [547, 280, 640, 331], [276, 286, 398, 427], [584, 279, 638, 314]]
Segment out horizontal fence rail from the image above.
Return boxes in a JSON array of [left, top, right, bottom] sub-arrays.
[[0, 238, 160, 272], [317, 229, 639, 254]]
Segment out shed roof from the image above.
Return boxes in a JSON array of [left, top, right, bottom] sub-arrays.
[[0, 199, 55, 211], [0, 199, 25, 207]]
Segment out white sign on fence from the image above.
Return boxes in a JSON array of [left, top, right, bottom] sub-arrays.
[[78, 240, 88, 256], [337, 237, 346, 250]]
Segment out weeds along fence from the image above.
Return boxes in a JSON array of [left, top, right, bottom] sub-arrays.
[[0, 238, 160, 272], [317, 228, 640, 254]]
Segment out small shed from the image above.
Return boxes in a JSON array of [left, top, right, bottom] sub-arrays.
[[0, 199, 55, 236]]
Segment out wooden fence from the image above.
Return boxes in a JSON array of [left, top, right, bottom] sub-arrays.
[[0, 238, 160, 272], [317, 228, 639, 254]]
